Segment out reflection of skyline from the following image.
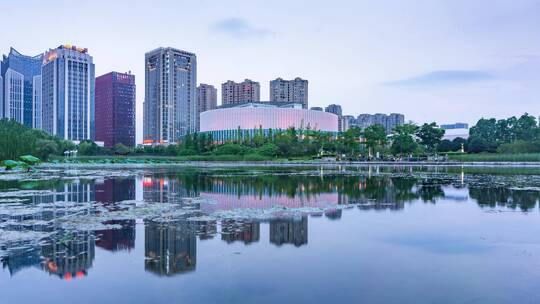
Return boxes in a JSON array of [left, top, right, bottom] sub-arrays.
[[3, 170, 540, 280], [96, 220, 136, 252], [96, 178, 135, 204], [221, 220, 260, 244], [144, 220, 197, 276], [41, 231, 95, 280], [270, 217, 308, 247], [142, 176, 196, 204]]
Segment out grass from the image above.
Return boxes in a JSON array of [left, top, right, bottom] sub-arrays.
[[448, 153, 540, 162]]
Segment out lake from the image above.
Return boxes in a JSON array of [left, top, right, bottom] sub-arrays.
[[1, 165, 540, 304]]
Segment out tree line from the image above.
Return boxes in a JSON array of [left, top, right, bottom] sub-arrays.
[[1, 112, 538, 162]]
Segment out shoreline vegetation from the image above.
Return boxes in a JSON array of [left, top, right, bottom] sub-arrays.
[[1, 112, 539, 168]]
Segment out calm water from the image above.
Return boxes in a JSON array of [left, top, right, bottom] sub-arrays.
[[1, 165, 540, 304]]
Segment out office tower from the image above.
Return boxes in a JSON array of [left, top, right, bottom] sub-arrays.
[[310, 106, 323, 111], [95, 72, 136, 147], [0, 48, 43, 128], [41, 45, 95, 141], [196, 84, 217, 131], [221, 79, 260, 105], [269, 77, 308, 109], [325, 104, 343, 131], [144, 47, 197, 145]]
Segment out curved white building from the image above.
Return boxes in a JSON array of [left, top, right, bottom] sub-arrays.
[[200, 102, 338, 141]]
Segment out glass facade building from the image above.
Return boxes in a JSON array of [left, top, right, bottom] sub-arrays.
[[95, 72, 136, 147], [41, 45, 95, 141], [0, 48, 43, 127], [200, 102, 338, 141], [144, 47, 197, 145]]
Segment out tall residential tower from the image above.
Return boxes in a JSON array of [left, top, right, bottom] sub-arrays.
[[196, 84, 217, 131], [0, 48, 43, 128], [221, 79, 260, 105], [144, 47, 197, 144], [95, 72, 136, 148], [269, 77, 308, 109], [41, 45, 95, 141]]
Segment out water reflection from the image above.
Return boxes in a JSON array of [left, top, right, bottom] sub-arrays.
[[221, 219, 260, 244], [41, 231, 95, 280], [1, 166, 540, 282], [144, 220, 196, 276], [270, 217, 308, 247]]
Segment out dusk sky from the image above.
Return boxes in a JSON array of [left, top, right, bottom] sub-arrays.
[[2, 0, 539, 143]]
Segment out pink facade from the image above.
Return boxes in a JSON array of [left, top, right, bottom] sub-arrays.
[[200, 107, 338, 132]]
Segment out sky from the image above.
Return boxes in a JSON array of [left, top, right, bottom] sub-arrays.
[[1, 0, 539, 143]]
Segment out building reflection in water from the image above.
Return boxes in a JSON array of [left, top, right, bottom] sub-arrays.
[[41, 231, 95, 280], [324, 209, 342, 220], [144, 220, 197, 276], [142, 176, 196, 204], [221, 219, 260, 244], [95, 178, 136, 204], [95, 178, 137, 252], [96, 220, 136, 252], [270, 217, 308, 247]]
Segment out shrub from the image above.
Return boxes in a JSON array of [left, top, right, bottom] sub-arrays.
[[243, 154, 270, 161], [213, 143, 252, 155], [497, 140, 540, 154]]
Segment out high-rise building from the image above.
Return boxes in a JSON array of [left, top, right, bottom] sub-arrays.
[[325, 104, 343, 131], [341, 115, 356, 132], [386, 113, 405, 133], [269, 77, 308, 109], [95, 72, 136, 148], [144, 47, 197, 145], [42, 45, 95, 141], [221, 79, 260, 105], [0, 48, 43, 128], [356, 113, 405, 133], [325, 104, 342, 116], [196, 84, 217, 131], [357, 114, 374, 129]]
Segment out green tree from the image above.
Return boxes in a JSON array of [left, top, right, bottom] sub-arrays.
[[391, 123, 419, 156], [417, 122, 445, 152], [514, 113, 539, 141], [341, 126, 361, 156], [35, 139, 60, 159], [363, 124, 387, 156]]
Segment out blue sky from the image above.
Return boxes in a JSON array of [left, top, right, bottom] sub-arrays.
[[2, 0, 539, 143]]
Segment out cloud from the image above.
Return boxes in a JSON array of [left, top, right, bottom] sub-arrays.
[[211, 18, 273, 39], [384, 70, 494, 87]]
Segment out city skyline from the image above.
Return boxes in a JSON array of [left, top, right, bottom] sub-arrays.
[[1, 0, 539, 144]]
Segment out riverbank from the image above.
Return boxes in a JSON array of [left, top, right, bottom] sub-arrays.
[[37, 159, 540, 169]]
